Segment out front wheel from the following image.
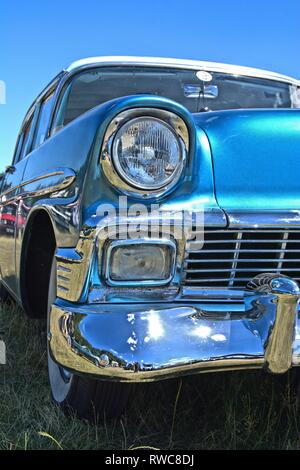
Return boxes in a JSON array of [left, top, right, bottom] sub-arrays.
[[47, 256, 134, 420]]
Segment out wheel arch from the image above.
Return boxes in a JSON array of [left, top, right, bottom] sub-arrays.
[[20, 207, 57, 318]]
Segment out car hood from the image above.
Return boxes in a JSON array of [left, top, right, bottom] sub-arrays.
[[194, 109, 300, 214]]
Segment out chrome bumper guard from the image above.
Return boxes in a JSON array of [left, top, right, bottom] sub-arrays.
[[49, 274, 300, 382]]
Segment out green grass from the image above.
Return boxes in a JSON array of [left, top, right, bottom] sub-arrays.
[[0, 301, 300, 450]]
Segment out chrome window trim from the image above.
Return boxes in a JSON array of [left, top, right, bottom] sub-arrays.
[[12, 133, 25, 166], [103, 238, 177, 287], [100, 108, 189, 199], [11, 74, 62, 166], [12, 105, 36, 165], [18, 111, 37, 162], [32, 88, 56, 151]]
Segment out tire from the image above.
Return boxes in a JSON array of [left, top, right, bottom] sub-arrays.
[[47, 256, 134, 421]]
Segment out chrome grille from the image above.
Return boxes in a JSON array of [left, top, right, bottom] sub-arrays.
[[184, 229, 300, 288]]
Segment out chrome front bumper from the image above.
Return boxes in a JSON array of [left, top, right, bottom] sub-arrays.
[[49, 275, 300, 382]]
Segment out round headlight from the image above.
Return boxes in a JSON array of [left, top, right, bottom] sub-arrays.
[[112, 117, 183, 190]]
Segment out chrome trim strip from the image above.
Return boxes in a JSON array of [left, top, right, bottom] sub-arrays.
[[180, 286, 247, 299], [184, 277, 300, 283], [55, 241, 95, 301], [191, 228, 300, 233], [186, 268, 300, 273], [0, 167, 76, 203], [187, 258, 300, 263], [228, 210, 300, 228], [187, 249, 300, 253], [189, 238, 300, 244]]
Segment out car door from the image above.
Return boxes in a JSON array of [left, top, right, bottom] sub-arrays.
[[0, 108, 35, 296]]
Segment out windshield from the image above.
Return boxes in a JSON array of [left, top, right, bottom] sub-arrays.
[[53, 66, 300, 132]]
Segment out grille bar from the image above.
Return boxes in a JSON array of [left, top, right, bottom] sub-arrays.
[[191, 239, 300, 244], [184, 229, 300, 288], [187, 249, 300, 253], [186, 258, 300, 263], [185, 277, 300, 284], [190, 229, 300, 234], [185, 267, 300, 273]]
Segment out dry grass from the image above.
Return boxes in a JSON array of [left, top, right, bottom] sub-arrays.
[[0, 301, 300, 450]]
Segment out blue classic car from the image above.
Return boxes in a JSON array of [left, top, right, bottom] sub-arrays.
[[1, 56, 300, 419]]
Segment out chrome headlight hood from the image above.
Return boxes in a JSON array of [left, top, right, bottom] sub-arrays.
[[100, 105, 189, 199]]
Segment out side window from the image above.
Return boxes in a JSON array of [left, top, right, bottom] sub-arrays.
[[12, 133, 24, 164], [51, 83, 72, 135], [19, 114, 34, 161], [32, 91, 55, 149]]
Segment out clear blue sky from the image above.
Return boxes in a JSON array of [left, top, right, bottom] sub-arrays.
[[0, 0, 299, 170]]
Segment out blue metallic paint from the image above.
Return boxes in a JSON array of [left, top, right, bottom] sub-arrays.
[[1, 77, 300, 381], [194, 109, 300, 211]]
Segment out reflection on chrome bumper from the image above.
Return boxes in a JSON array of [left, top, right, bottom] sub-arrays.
[[49, 275, 300, 382]]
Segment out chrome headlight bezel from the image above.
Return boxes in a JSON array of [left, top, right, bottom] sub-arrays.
[[100, 108, 189, 198]]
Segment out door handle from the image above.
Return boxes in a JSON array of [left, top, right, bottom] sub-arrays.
[[5, 165, 16, 174]]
